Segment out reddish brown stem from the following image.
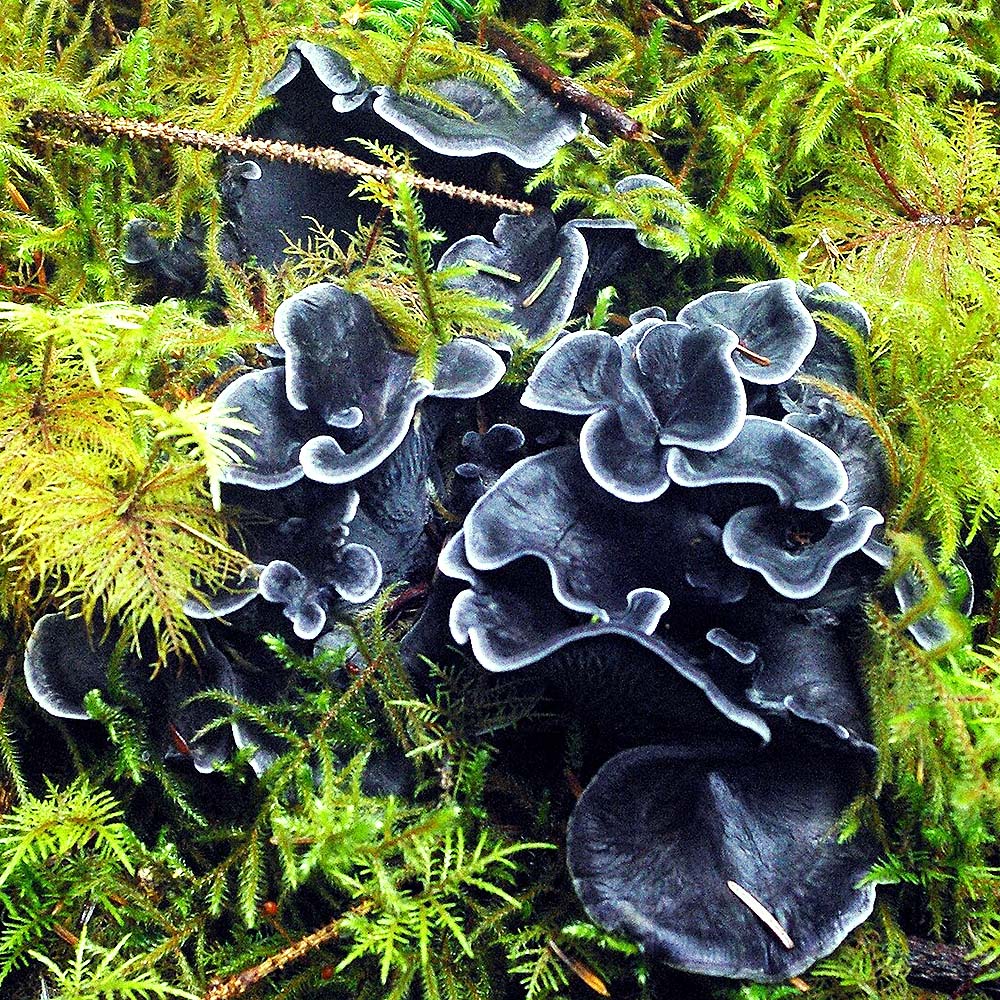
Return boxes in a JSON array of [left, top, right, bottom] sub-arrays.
[[359, 205, 390, 270], [851, 99, 922, 220], [0, 282, 60, 304], [232, 0, 251, 47], [203, 904, 371, 1000], [481, 22, 645, 141]]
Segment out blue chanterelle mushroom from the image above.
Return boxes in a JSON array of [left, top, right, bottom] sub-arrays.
[[521, 315, 747, 501], [567, 739, 877, 981], [263, 40, 584, 170], [437, 211, 590, 346], [437, 278, 887, 982], [215, 282, 505, 489]]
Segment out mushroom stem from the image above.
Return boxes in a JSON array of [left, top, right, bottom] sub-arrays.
[[726, 881, 795, 950], [31, 111, 536, 216], [30, 333, 56, 419]]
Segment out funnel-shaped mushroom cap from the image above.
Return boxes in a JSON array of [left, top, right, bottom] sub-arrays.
[[438, 212, 589, 344], [219, 283, 504, 488], [745, 619, 874, 754], [24, 615, 236, 774], [522, 318, 746, 501], [456, 447, 707, 619], [567, 174, 689, 251], [184, 564, 260, 620], [862, 538, 973, 650], [164, 632, 242, 774], [667, 416, 848, 511], [452, 423, 527, 515], [567, 742, 877, 981], [215, 367, 310, 490], [275, 282, 421, 428], [189, 480, 383, 635], [520, 331, 624, 415], [799, 282, 871, 338], [677, 279, 817, 385], [371, 71, 583, 168], [440, 536, 770, 743], [784, 397, 888, 513], [262, 41, 369, 111], [724, 504, 883, 599], [24, 614, 112, 721], [460, 423, 526, 475], [258, 540, 381, 641], [123, 218, 211, 299], [791, 282, 868, 390]]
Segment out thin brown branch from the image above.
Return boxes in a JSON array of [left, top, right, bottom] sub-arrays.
[[203, 903, 371, 1000], [849, 99, 922, 221], [0, 656, 15, 727], [637, 0, 706, 44], [31, 111, 535, 216], [481, 22, 645, 141], [232, 0, 251, 47], [907, 936, 1000, 997], [712, 113, 771, 208]]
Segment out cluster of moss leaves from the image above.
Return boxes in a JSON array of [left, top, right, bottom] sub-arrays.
[[4, 0, 1000, 998]]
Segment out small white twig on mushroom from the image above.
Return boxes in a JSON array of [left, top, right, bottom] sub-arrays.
[[522, 256, 563, 307], [726, 880, 795, 950]]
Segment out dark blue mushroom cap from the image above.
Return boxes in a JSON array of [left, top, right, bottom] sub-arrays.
[[744, 618, 875, 755], [567, 174, 688, 252], [218, 283, 504, 489], [862, 538, 973, 650], [24, 614, 114, 722], [791, 281, 868, 390], [783, 393, 888, 513], [262, 41, 369, 111], [264, 41, 582, 169], [454, 447, 697, 619], [440, 534, 770, 744], [23, 615, 237, 774], [666, 416, 849, 511], [438, 212, 589, 345], [257, 538, 381, 641], [724, 503, 883, 599], [370, 71, 583, 169], [215, 367, 310, 490], [522, 317, 746, 501], [567, 741, 877, 981], [677, 279, 817, 386], [187, 481, 382, 637], [452, 422, 527, 515]]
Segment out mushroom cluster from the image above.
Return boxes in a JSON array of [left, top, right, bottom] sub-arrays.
[[439, 277, 888, 981], [125, 39, 585, 290], [26, 35, 900, 985], [189, 280, 505, 637], [24, 260, 893, 983]]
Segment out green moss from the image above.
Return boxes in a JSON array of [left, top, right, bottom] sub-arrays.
[[3, 1, 1000, 997]]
